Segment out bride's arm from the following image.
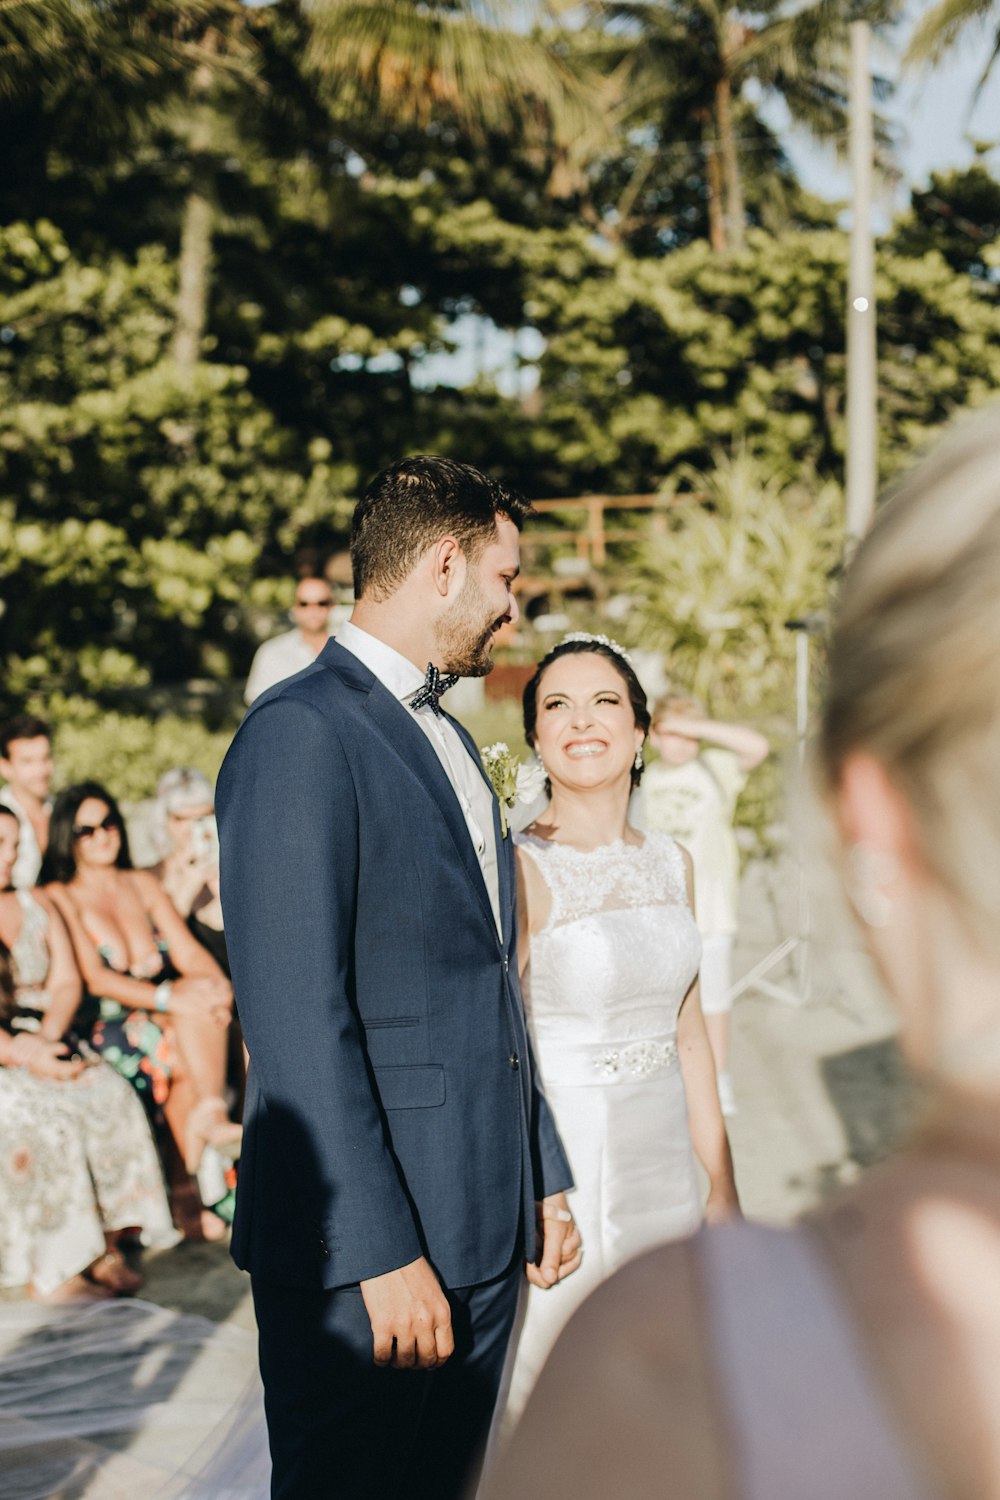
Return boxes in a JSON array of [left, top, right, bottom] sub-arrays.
[[675, 846, 740, 1222], [514, 845, 551, 977]]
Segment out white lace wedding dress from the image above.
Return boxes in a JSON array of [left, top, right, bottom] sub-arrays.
[[502, 830, 704, 1423]]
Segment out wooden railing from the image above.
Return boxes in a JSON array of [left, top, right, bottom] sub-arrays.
[[523, 493, 693, 569]]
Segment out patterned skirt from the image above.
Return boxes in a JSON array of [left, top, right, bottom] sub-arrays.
[[0, 1059, 177, 1295], [88, 998, 174, 1108]]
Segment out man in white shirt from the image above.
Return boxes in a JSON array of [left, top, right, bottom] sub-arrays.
[[244, 575, 336, 704], [0, 715, 54, 888]]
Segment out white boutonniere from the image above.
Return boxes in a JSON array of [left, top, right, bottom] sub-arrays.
[[480, 743, 547, 839]]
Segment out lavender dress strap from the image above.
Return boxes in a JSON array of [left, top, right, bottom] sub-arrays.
[[698, 1221, 936, 1500]]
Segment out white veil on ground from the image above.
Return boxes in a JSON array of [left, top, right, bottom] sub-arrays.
[[0, 1298, 270, 1499]]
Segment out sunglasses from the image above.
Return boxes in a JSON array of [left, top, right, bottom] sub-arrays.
[[73, 813, 120, 840], [295, 597, 333, 608]]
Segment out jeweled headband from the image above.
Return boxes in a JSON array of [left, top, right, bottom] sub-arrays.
[[559, 631, 634, 667]]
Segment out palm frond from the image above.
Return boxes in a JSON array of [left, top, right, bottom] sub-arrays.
[[302, 0, 604, 143], [906, 0, 998, 63]]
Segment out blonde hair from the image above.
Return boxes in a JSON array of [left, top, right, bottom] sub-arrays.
[[651, 691, 705, 726], [819, 406, 1000, 956]]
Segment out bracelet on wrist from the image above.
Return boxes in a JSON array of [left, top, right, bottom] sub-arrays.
[[153, 980, 173, 1014]]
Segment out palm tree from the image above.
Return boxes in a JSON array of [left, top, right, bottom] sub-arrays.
[[906, 0, 1000, 96], [595, 0, 896, 252], [0, 0, 257, 368], [2, 2, 601, 367], [303, 0, 598, 137]]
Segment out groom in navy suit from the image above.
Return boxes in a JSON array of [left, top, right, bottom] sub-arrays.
[[217, 456, 579, 1499]]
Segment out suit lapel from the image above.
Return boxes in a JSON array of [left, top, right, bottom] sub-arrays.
[[448, 713, 514, 947], [361, 683, 499, 943]]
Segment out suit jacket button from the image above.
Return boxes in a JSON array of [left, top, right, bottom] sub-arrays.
[[508, 1052, 520, 1070], [503, 956, 509, 972]]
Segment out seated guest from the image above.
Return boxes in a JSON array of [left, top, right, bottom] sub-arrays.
[[0, 714, 53, 888], [148, 767, 228, 974], [0, 806, 177, 1301], [41, 783, 241, 1239]]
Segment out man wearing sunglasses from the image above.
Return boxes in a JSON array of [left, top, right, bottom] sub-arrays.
[[244, 575, 337, 706]]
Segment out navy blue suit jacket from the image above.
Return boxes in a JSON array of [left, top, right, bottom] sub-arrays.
[[216, 640, 572, 1292]]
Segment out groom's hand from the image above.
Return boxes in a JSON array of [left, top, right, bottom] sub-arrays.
[[527, 1193, 582, 1289], [360, 1256, 454, 1370]]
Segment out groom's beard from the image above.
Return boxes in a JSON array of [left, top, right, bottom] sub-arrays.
[[435, 574, 508, 678]]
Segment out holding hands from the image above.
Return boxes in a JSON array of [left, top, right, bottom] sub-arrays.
[[5, 1031, 88, 1081], [528, 1192, 583, 1289]]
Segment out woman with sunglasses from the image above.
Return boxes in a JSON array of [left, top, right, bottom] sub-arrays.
[[0, 805, 177, 1300], [42, 783, 241, 1240]]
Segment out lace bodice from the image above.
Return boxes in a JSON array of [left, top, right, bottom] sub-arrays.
[[518, 832, 689, 930], [11, 890, 52, 1007], [515, 831, 701, 1084]]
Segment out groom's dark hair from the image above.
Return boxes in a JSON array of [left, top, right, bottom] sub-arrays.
[[351, 455, 532, 601]]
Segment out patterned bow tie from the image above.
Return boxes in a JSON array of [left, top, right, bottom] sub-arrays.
[[410, 663, 459, 716]]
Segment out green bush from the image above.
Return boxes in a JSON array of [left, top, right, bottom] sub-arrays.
[[49, 698, 237, 802]]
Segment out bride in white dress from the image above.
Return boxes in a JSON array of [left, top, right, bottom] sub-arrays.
[[503, 634, 739, 1421]]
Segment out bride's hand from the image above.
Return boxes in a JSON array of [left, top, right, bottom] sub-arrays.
[[704, 1187, 742, 1225], [527, 1194, 582, 1288]]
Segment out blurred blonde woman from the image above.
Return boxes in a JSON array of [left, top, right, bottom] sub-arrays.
[[484, 410, 1000, 1500], [149, 768, 228, 974]]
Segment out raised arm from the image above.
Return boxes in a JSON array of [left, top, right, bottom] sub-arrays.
[[659, 714, 769, 772], [676, 846, 740, 1222]]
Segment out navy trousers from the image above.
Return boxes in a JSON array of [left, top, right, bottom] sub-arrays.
[[253, 1260, 522, 1500]]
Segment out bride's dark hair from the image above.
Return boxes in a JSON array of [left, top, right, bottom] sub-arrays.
[[523, 638, 651, 789]]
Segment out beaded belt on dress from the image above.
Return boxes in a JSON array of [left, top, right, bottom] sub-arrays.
[[533, 1034, 680, 1087]]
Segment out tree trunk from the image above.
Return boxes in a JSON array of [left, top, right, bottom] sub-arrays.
[[714, 72, 745, 251], [171, 175, 214, 370], [704, 129, 727, 253]]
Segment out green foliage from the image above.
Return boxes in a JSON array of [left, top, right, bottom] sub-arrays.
[[628, 449, 841, 723], [1, 0, 998, 724], [48, 696, 236, 803], [519, 222, 1000, 493]]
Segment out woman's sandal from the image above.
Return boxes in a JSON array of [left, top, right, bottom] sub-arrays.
[[183, 1095, 243, 1174], [88, 1248, 143, 1296]]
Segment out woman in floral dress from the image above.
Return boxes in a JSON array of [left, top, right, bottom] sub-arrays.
[[0, 807, 177, 1301]]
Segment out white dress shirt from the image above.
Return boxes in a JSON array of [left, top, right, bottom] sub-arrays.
[[245, 627, 332, 705], [337, 621, 502, 938], [0, 789, 46, 889]]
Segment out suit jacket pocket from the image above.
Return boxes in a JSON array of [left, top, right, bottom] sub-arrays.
[[373, 1063, 446, 1110]]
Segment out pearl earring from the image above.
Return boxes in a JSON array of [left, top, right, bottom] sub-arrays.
[[634, 747, 644, 772], [845, 842, 898, 929]]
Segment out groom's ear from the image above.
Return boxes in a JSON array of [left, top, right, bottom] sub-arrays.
[[428, 535, 468, 599]]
